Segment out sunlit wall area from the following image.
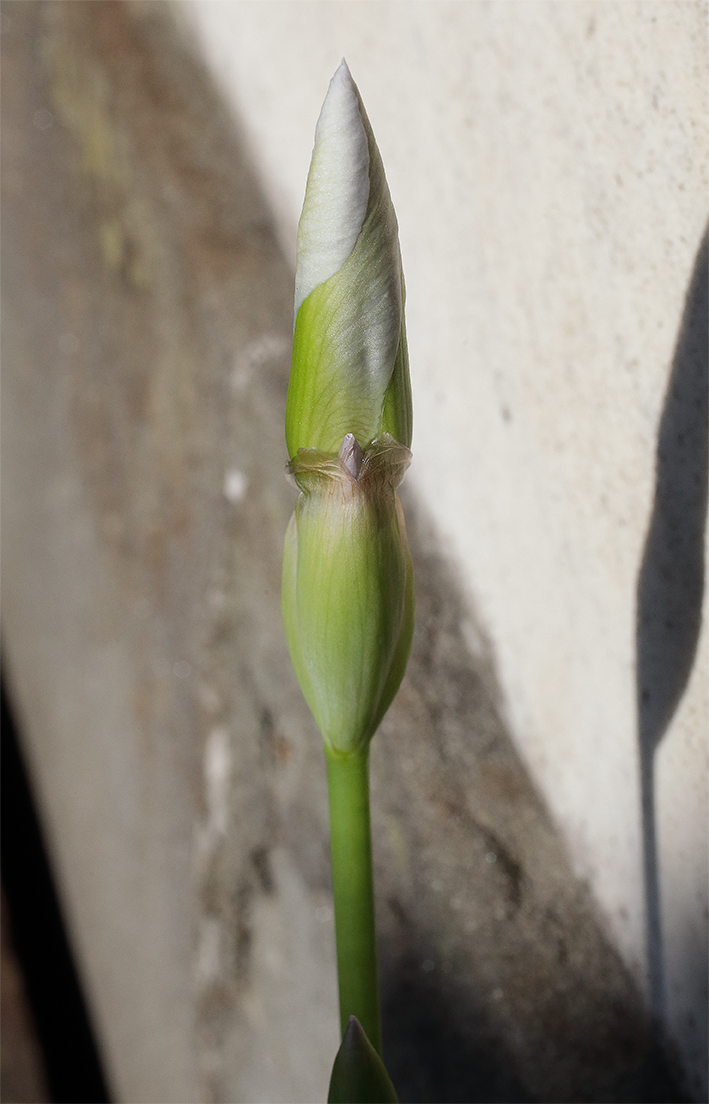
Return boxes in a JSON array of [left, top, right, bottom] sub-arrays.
[[178, 0, 707, 1093]]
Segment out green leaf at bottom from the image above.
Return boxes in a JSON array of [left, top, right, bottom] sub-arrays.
[[327, 1016, 398, 1103]]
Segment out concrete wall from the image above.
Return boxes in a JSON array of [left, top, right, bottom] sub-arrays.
[[2, 1, 705, 1100], [179, 0, 708, 1092]]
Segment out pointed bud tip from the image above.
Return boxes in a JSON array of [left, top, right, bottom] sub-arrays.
[[330, 59, 359, 105], [294, 60, 369, 316], [325, 58, 358, 110], [335, 57, 352, 83]]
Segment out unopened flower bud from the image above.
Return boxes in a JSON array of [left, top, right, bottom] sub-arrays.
[[286, 60, 412, 458], [282, 62, 414, 754]]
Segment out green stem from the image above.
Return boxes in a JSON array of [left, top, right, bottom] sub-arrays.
[[325, 746, 382, 1056]]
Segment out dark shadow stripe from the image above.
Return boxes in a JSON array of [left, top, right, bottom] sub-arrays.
[[635, 227, 708, 1026], [1, 673, 112, 1104]]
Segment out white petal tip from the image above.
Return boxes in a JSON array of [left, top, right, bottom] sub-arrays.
[[333, 58, 353, 87], [294, 63, 370, 315]]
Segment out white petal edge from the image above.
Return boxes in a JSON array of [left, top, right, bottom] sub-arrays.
[[338, 432, 364, 480], [294, 60, 370, 316]]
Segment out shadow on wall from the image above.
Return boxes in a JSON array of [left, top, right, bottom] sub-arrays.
[[1, 677, 112, 1103], [376, 503, 689, 1104], [635, 226, 708, 1023]]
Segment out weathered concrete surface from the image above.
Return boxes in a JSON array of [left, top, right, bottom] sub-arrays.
[[0, 2, 696, 1102], [179, 3, 709, 1097]]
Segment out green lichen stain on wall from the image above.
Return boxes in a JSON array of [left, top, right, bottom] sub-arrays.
[[98, 218, 125, 273], [43, 11, 151, 288]]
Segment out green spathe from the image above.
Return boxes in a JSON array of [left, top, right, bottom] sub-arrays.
[[286, 61, 412, 458], [282, 434, 414, 755]]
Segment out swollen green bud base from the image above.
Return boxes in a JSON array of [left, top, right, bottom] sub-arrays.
[[282, 434, 414, 756]]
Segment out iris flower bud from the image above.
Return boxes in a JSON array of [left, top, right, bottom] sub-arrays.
[[282, 61, 414, 756], [286, 60, 412, 457]]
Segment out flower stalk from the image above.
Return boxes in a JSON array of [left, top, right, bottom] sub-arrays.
[[326, 747, 380, 1051], [282, 60, 412, 1087]]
